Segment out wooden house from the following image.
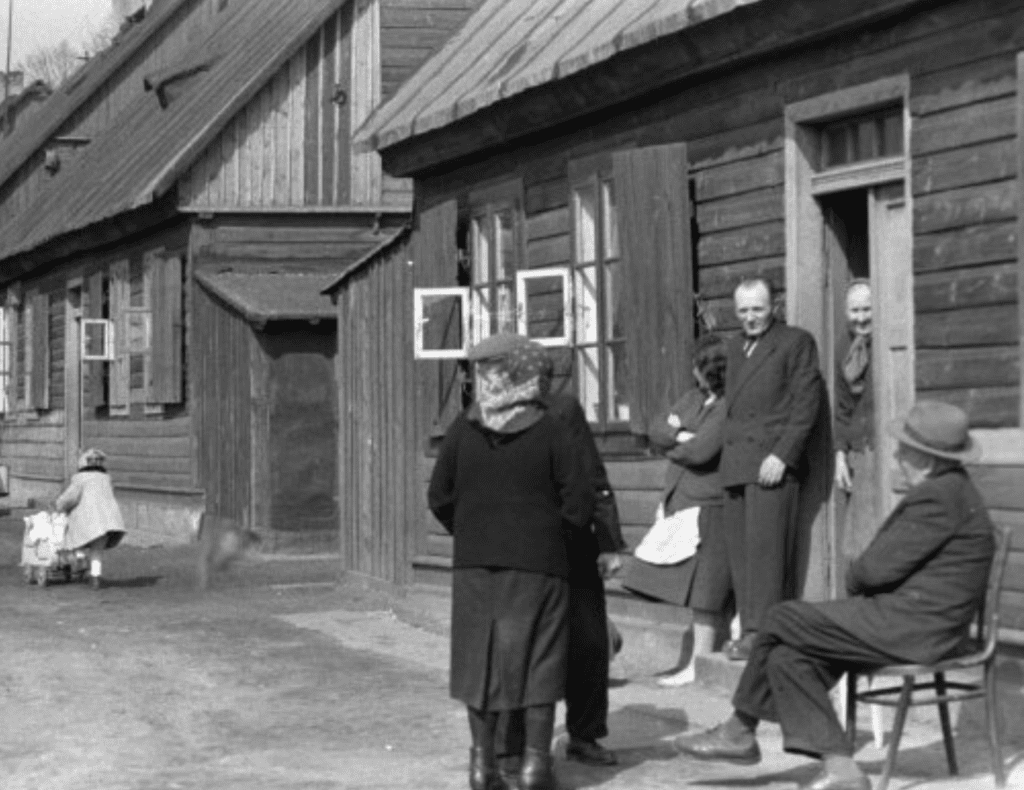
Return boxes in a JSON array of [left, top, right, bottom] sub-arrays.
[[337, 0, 1024, 634], [0, 0, 481, 549]]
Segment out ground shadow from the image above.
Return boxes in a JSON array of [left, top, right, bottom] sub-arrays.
[[103, 575, 162, 589], [555, 704, 689, 789], [687, 762, 819, 787]]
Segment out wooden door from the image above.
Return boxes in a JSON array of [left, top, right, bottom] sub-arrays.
[[868, 181, 914, 515]]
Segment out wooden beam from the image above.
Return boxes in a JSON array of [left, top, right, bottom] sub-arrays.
[[1017, 52, 1024, 427]]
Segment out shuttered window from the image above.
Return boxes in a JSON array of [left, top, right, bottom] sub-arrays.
[[0, 305, 10, 413], [107, 249, 184, 417]]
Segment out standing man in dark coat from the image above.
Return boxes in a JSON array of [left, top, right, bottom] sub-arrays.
[[720, 278, 823, 659], [676, 401, 995, 790], [496, 353, 627, 777]]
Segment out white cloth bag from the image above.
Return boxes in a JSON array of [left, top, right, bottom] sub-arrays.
[[633, 503, 701, 565]]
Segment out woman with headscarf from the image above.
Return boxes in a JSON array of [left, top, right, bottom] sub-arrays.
[[621, 333, 732, 685], [834, 280, 878, 578], [428, 333, 595, 790], [55, 448, 126, 589]]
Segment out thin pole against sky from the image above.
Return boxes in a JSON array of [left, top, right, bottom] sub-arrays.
[[4, 0, 12, 103]]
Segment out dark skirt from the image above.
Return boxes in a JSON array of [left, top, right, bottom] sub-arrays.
[[450, 567, 569, 711], [621, 503, 731, 612]]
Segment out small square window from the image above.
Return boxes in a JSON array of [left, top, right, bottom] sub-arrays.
[[81, 319, 115, 361], [414, 287, 470, 360], [516, 268, 572, 347]]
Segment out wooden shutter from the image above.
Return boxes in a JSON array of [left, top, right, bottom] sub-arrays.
[[412, 198, 462, 438], [613, 143, 694, 435], [85, 271, 107, 408], [109, 260, 131, 412], [149, 254, 183, 403], [29, 291, 50, 410]]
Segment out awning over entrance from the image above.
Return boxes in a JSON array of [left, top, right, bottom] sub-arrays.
[[195, 270, 338, 325]]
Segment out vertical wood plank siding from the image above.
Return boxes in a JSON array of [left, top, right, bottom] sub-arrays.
[[336, 235, 416, 583], [192, 282, 252, 523]]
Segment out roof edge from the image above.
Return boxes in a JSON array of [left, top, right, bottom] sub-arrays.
[[322, 226, 411, 294]]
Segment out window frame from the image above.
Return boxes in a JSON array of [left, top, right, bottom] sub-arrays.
[[569, 158, 629, 431], [515, 267, 572, 347], [81, 318, 115, 362], [413, 287, 471, 360]]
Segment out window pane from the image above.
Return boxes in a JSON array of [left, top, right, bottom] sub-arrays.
[[822, 126, 849, 169], [881, 110, 903, 157], [472, 286, 492, 341], [472, 218, 490, 283], [603, 261, 625, 341], [496, 283, 516, 334], [602, 180, 619, 260], [576, 346, 600, 422], [606, 342, 630, 423], [421, 292, 466, 353], [523, 274, 566, 340], [856, 119, 878, 161], [574, 186, 597, 263], [494, 211, 515, 281], [574, 265, 598, 344]]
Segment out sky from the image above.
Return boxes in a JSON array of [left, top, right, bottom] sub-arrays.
[[3, 0, 115, 69]]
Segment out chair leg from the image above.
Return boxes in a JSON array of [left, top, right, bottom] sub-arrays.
[[984, 662, 1006, 788], [845, 672, 857, 748], [934, 672, 958, 775], [877, 676, 914, 790]]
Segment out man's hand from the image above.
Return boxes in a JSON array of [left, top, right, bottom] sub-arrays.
[[597, 552, 623, 579], [835, 450, 852, 492], [758, 454, 787, 487], [675, 430, 695, 444]]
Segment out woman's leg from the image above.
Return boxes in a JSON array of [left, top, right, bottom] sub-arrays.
[[658, 609, 722, 686], [467, 707, 499, 790], [88, 546, 103, 589], [521, 704, 557, 790]]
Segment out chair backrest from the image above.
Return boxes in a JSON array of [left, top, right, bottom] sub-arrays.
[[978, 524, 1012, 659]]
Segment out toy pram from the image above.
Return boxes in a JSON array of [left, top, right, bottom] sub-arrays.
[[21, 511, 89, 586]]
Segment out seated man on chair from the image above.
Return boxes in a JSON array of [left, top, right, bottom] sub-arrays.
[[675, 401, 995, 790]]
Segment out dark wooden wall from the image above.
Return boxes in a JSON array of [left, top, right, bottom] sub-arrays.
[[192, 282, 252, 524], [397, 0, 1024, 636], [335, 232, 419, 584]]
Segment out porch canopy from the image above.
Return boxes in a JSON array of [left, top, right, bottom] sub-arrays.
[[195, 271, 337, 326]]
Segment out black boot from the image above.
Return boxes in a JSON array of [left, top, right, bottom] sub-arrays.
[[467, 708, 500, 790], [519, 746, 557, 790]]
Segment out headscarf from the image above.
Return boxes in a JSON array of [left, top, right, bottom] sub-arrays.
[[78, 448, 107, 471], [842, 279, 872, 395], [469, 335, 549, 432]]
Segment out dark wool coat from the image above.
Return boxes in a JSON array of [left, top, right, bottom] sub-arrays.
[[428, 410, 596, 580], [816, 467, 995, 665], [720, 321, 822, 488], [648, 388, 726, 512]]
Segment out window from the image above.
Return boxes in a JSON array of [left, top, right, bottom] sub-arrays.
[[571, 173, 628, 425], [819, 105, 903, 170], [469, 197, 520, 341], [413, 288, 470, 359], [0, 305, 10, 413], [516, 268, 571, 347]]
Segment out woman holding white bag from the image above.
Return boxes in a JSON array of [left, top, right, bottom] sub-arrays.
[[621, 333, 733, 686]]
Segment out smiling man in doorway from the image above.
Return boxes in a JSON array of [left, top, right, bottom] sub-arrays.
[[719, 278, 824, 660]]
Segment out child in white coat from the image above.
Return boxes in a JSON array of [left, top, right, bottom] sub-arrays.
[[55, 448, 126, 589]]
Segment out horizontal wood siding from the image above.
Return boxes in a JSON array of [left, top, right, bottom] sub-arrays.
[[911, 52, 1020, 427], [192, 282, 251, 523], [82, 414, 193, 491], [336, 233, 418, 584], [0, 417, 65, 482]]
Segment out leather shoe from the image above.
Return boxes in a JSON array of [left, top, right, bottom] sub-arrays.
[[725, 633, 756, 661], [798, 766, 870, 790], [566, 738, 617, 766], [469, 747, 501, 790], [674, 723, 761, 765]]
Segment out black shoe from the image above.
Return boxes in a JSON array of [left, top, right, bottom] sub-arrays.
[[469, 746, 501, 790], [519, 746, 557, 790], [725, 633, 756, 661], [674, 723, 761, 765], [566, 738, 617, 766]]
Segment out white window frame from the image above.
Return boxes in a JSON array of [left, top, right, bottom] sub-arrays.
[[413, 287, 471, 360], [515, 267, 572, 347], [81, 318, 115, 362]]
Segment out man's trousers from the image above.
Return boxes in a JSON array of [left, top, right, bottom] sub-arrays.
[[724, 475, 800, 634], [732, 600, 894, 757]]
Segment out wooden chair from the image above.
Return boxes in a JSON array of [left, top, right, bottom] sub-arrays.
[[844, 525, 1011, 790]]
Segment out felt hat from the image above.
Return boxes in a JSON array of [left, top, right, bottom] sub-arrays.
[[889, 401, 979, 462], [466, 332, 532, 362]]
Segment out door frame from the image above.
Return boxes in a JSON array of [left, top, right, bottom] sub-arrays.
[[64, 277, 84, 480], [784, 74, 913, 599]]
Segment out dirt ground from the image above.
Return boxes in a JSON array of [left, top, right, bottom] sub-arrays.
[[0, 518, 477, 790], [4, 514, 1022, 790]]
